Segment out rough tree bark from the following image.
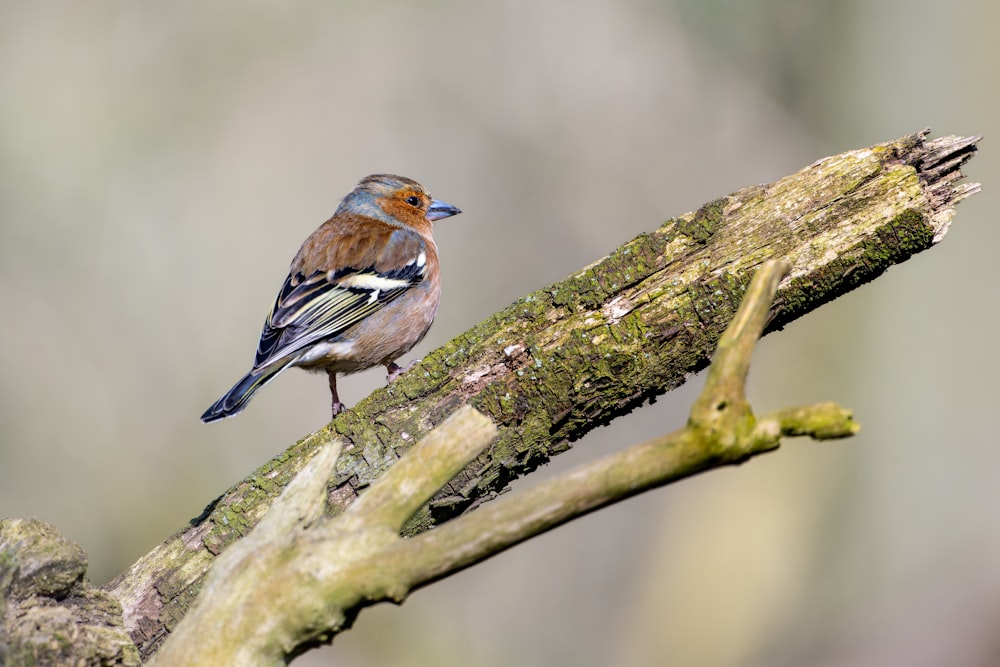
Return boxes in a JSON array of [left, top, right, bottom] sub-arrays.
[[149, 260, 857, 666], [112, 129, 981, 658], [0, 130, 979, 664]]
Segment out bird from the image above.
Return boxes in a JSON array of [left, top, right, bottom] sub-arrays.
[[201, 174, 461, 423]]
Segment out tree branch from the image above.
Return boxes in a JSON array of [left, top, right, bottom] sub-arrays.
[[150, 261, 855, 665], [148, 407, 498, 667], [390, 262, 857, 594], [0, 518, 141, 666], [104, 129, 980, 658]]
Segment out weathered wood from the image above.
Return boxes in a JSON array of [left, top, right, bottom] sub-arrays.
[[0, 518, 141, 665], [150, 263, 857, 666], [105, 130, 980, 658], [149, 407, 499, 667]]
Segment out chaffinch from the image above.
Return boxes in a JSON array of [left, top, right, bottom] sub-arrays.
[[201, 174, 461, 422]]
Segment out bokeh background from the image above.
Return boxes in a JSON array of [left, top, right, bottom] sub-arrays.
[[1, 1, 997, 665]]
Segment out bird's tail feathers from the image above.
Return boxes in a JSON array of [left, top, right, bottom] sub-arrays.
[[200, 362, 292, 423]]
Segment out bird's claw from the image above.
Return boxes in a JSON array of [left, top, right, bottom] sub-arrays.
[[386, 359, 420, 383]]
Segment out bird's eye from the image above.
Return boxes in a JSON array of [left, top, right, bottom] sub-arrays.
[[405, 195, 422, 207]]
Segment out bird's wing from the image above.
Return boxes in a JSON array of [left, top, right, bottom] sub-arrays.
[[253, 226, 428, 369]]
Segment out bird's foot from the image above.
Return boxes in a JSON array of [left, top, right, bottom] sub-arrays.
[[386, 359, 420, 383], [328, 371, 346, 418]]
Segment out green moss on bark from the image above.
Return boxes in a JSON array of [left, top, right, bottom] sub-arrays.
[[107, 130, 980, 660]]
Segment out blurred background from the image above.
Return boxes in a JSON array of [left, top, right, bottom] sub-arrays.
[[1, 1, 997, 665]]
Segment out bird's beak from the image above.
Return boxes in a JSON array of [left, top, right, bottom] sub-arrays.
[[426, 199, 462, 221]]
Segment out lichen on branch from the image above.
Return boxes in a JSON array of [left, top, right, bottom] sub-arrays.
[[149, 261, 858, 666], [106, 130, 980, 659]]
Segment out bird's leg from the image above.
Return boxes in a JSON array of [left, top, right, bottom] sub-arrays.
[[386, 360, 420, 383], [327, 371, 346, 416]]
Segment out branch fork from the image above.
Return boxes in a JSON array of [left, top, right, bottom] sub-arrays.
[[151, 260, 857, 666]]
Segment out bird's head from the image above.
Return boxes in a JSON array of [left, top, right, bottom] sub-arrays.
[[338, 174, 461, 230]]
